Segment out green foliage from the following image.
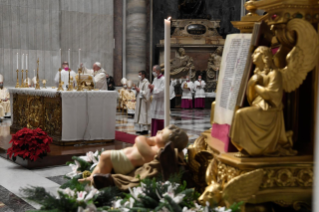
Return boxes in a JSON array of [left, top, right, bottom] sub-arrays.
[[94, 186, 121, 208], [70, 156, 92, 172], [59, 176, 86, 190]]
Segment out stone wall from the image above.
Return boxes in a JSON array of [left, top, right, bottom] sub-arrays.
[[0, 0, 113, 86]]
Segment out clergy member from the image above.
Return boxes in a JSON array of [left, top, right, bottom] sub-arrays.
[[0, 75, 10, 117], [54, 61, 77, 89], [194, 75, 206, 109], [134, 70, 151, 134], [81, 62, 108, 90], [149, 65, 165, 136], [181, 75, 194, 109], [119, 78, 128, 111]]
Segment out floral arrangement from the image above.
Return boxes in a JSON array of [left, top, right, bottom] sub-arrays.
[[7, 128, 53, 162]]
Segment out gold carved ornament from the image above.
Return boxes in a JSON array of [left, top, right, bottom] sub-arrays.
[[230, 18, 319, 157]]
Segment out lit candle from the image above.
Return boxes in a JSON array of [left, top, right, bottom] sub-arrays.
[[78, 49, 81, 67], [17, 53, 18, 69], [22, 54, 24, 70], [164, 17, 171, 127], [26, 54, 28, 70], [68, 49, 70, 68]]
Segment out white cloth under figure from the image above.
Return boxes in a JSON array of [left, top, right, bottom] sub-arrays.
[[194, 80, 206, 98], [150, 75, 165, 119], [134, 78, 151, 132], [54, 69, 77, 90], [170, 79, 177, 100], [181, 80, 194, 100], [82, 67, 108, 90]]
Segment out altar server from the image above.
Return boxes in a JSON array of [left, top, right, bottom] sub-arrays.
[[181, 75, 194, 109], [134, 70, 151, 134], [149, 65, 165, 136], [54, 61, 77, 89], [194, 75, 206, 109], [81, 62, 108, 90], [0, 75, 10, 117]]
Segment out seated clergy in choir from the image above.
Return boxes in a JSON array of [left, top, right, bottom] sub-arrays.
[[194, 75, 206, 109], [79, 125, 188, 185], [0, 75, 10, 117], [54, 61, 77, 90], [119, 78, 128, 111], [124, 80, 136, 116], [181, 75, 194, 109], [81, 62, 108, 90]]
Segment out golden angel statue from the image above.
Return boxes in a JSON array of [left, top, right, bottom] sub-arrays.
[[231, 19, 319, 157]]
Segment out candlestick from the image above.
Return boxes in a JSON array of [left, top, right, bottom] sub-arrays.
[[15, 69, 20, 88], [35, 58, 40, 90], [17, 53, 18, 70], [26, 54, 28, 70], [76, 68, 83, 91], [67, 68, 72, 91], [25, 70, 28, 88], [164, 17, 171, 127], [78, 49, 81, 68], [21, 69, 24, 88], [57, 68, 64, 91], [22, 54, 24, 70]]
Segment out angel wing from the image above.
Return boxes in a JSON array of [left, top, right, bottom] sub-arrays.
[[279, 19, 319, 92], [222, 169, 263, 207]]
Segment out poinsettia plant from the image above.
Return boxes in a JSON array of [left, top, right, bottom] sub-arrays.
[[7, 128, 53, 161]]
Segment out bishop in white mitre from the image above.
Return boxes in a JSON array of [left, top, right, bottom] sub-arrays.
[[54, 61, 77, 89], [0, 75, 9, 118], [81, 62, 108, 90]]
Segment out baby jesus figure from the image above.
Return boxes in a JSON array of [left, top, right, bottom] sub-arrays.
[[79, 125, 188, 185]]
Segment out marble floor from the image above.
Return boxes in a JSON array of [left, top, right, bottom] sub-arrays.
[[0, 109, 211, 211]]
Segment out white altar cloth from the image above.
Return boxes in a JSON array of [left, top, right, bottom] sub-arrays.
[[8, 88, 118, 142]]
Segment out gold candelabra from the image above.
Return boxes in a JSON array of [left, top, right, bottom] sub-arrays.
[[57, 68, 64, 91], [15, 69, 20, 88], [35, 59, 40, 90], [76, 68, 83, 91], [25, 70, 28, 88], [21, 70, 24, 88]]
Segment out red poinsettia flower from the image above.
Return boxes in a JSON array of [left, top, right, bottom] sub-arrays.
[[7, 128, 53, 162]]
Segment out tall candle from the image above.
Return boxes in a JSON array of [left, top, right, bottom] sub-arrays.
[[78, 49, 81, 67], [68, 49, 71, 68], [164, 17, 171, 127], [17, 53, 18, 69], [22, 54, 24, 70], [26, 54, 28, 70]]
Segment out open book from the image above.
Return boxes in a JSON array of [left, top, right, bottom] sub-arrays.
[[211, 22, 268, 151]]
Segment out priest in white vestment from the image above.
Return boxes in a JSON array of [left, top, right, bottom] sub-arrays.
[[149, 65, 165, 136], [0, 75, 9, 118], [134, 70, 151, 134], [81, 62, 108, 90], [181, 75, 194, 109], [194, 75, 206, 109], [54, 61, 77, 90]]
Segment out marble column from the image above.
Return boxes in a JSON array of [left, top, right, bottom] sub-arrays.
[[126, 0, 147, 82]]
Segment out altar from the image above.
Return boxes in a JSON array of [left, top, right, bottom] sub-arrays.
[[8, 88, 117, 145]]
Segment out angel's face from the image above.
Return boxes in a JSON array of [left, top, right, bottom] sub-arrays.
[[252, 49, 263, 65]]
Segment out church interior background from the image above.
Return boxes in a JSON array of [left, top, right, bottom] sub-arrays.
[[0, 0, 318, 211]]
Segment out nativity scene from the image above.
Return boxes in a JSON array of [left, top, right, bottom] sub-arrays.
[[0, 0, 318, 212]]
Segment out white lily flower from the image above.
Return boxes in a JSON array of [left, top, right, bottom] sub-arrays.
[[84, 188, 99, 201], [123, 197, 135, 209], [182, 207, 197, 212], [58, 187, 75, 197], [112, 199, 122, 209], [214, 207, 231, 212], [90, 155, 100, 170], [161, 183, 185, 204], [66, 160, 82, 178], [129, 186, 144, 201], [76, 191, 87, 201]]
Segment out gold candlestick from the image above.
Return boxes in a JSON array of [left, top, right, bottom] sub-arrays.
[[67, 68, 72, 91], [15, 69, 20, 88], [25, 70, 28, 88], [76, 68, 83, 91], [69, 76, 74, 90], [57, 68, 63, 91], [35, 59, 40, 90], [21, 70, 24, 88]]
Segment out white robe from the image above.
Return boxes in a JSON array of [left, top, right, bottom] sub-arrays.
[[54, 69, 77, 90], [170, 79, 177, 100], [194, 80, 206, 98], [150, 75, 165, 120], [0, 87, 10, 114], [134, 78, 151, 131], [181, 81, 194, 100], [82, 67, 108, 90]]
